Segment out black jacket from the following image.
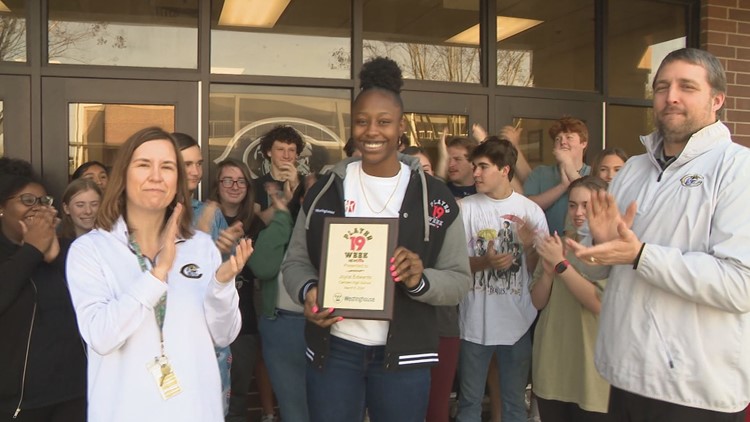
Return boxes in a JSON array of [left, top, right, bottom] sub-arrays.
[[0, 232, 86, 415], [282, 155, 471, 370]]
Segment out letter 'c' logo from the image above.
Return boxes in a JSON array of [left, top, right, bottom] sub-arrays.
[[180, 264, 202, 279]]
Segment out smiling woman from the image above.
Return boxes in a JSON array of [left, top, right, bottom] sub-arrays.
[[0, 157, 87, 420], [60, 178, 102, 240], [65, 127, 253, 422], [282, 57, 472, 422]]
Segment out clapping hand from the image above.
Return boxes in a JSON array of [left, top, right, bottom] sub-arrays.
[[486, 240, 514, 271], [266, 182, 290, 212], [499, 125, 522, 146], [536, 232, 565, 267], [20, 205, 60, 262], [215, 238, 253, 283], [151, 203, 183, 282], [579, 190, 636, 245], [215, 222, 244, 255]]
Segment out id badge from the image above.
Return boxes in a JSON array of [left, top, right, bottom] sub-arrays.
[[147, 356, 182, 400]]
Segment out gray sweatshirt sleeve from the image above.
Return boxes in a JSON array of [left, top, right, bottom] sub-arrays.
[[281, 210, 319, 305], [409, 209, 471, 306]]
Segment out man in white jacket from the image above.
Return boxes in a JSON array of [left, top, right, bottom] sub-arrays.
[[569, 48, 750, 420]]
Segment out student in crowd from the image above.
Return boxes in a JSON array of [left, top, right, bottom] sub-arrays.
[[172, 133, 238, 247], [282, 56, 471, 422], [524, 117, 591, 234], [456, 138, 547, 422], [404, 145, 457, 422], [530, 176, 612, 422], [72, 160, 109, 191], [66, 127, 251, 422], [253, 125, 305, 414], [59, 178, 103, 266], [173, 132, 241, 414], [253, 125, 306, 224], [249, 177, 312, 422], [471, 123, 532, 194], [401, 146, 433, 176], [569, 48, 750, 420], [590, 148, 628, 184], [442, 136, 478, 198], [60, 178, 102, 240], [208, 158, 269, 422], [1, 157, 87, 421]]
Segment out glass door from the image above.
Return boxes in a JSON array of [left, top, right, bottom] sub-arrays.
[[0, 75, 31, 161], [401, 91, 487, 170], [41, 78, 198, 199], [494, 97, 602, 168]]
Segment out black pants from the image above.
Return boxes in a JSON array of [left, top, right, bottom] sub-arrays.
[[7, 396, 86, 422], [537, 396, 615, 422], [609, 386, 745, 422]]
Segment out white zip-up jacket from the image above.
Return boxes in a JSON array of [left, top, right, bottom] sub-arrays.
[[66, 217, 241, 422], [596, 121, 750, 412]]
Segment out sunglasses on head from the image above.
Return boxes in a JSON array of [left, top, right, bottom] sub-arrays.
[[13, 193, 54, 207]]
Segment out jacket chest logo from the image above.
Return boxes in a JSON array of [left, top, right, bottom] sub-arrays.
[[680, 174, 704, 188], [429, 199, 451, 229], [180, 264, 203, 279]]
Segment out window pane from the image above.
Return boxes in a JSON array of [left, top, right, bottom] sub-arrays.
[[496, 0, 595, 90], [0, 1, 26, 62], [211, 0, 351, 78], [403, 112, 468, 166], [363, 0, 480, 83], [48, 1, 198, 68], [209, 85, 350, 180], [608, 0, 686, 99], [508, 118, 559, 167], [68, 103, 175, 175], [606, 105, 652, 158]]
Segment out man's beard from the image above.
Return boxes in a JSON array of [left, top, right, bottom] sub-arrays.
[[656, 102, 714, 146], [655, 107, 700, 146]]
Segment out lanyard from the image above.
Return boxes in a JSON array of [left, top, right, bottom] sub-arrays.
[[129, 233, 168, 357]]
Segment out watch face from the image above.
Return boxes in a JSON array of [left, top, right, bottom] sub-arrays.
[[555, 261, 568, 274]]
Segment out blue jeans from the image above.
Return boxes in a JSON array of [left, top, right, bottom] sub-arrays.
[[306, 335, 431, 422], [215, 345, 231, 416], [456, 329, 532, 422], [258, 310, 310, 422]]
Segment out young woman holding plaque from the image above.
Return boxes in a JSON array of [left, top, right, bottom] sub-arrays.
[[282, 57, 471, 422], [66, 127, 252, 422]]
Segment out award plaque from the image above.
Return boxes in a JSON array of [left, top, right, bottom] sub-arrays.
[[318, 217, 399, 320]]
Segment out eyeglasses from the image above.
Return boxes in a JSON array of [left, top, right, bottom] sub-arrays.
[[220, 178, 248, 188], [12, 193, 54, 207]]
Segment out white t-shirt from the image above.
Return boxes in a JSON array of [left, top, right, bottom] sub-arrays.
[[459, 192, 548, 345], [331, 161, 410, 346]]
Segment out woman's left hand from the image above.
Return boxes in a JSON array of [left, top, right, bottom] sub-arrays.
[[536, 232, 565, 266], [216, 238, 254, 283], [390, 246, 424, 289]]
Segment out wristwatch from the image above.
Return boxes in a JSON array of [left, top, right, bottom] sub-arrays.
[[554, 259, 570, 274]]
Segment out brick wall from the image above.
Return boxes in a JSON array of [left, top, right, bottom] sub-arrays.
[[702, 0, 750, 147]]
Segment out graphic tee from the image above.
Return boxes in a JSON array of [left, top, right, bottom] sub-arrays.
[[459, 192, 548, 345]]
